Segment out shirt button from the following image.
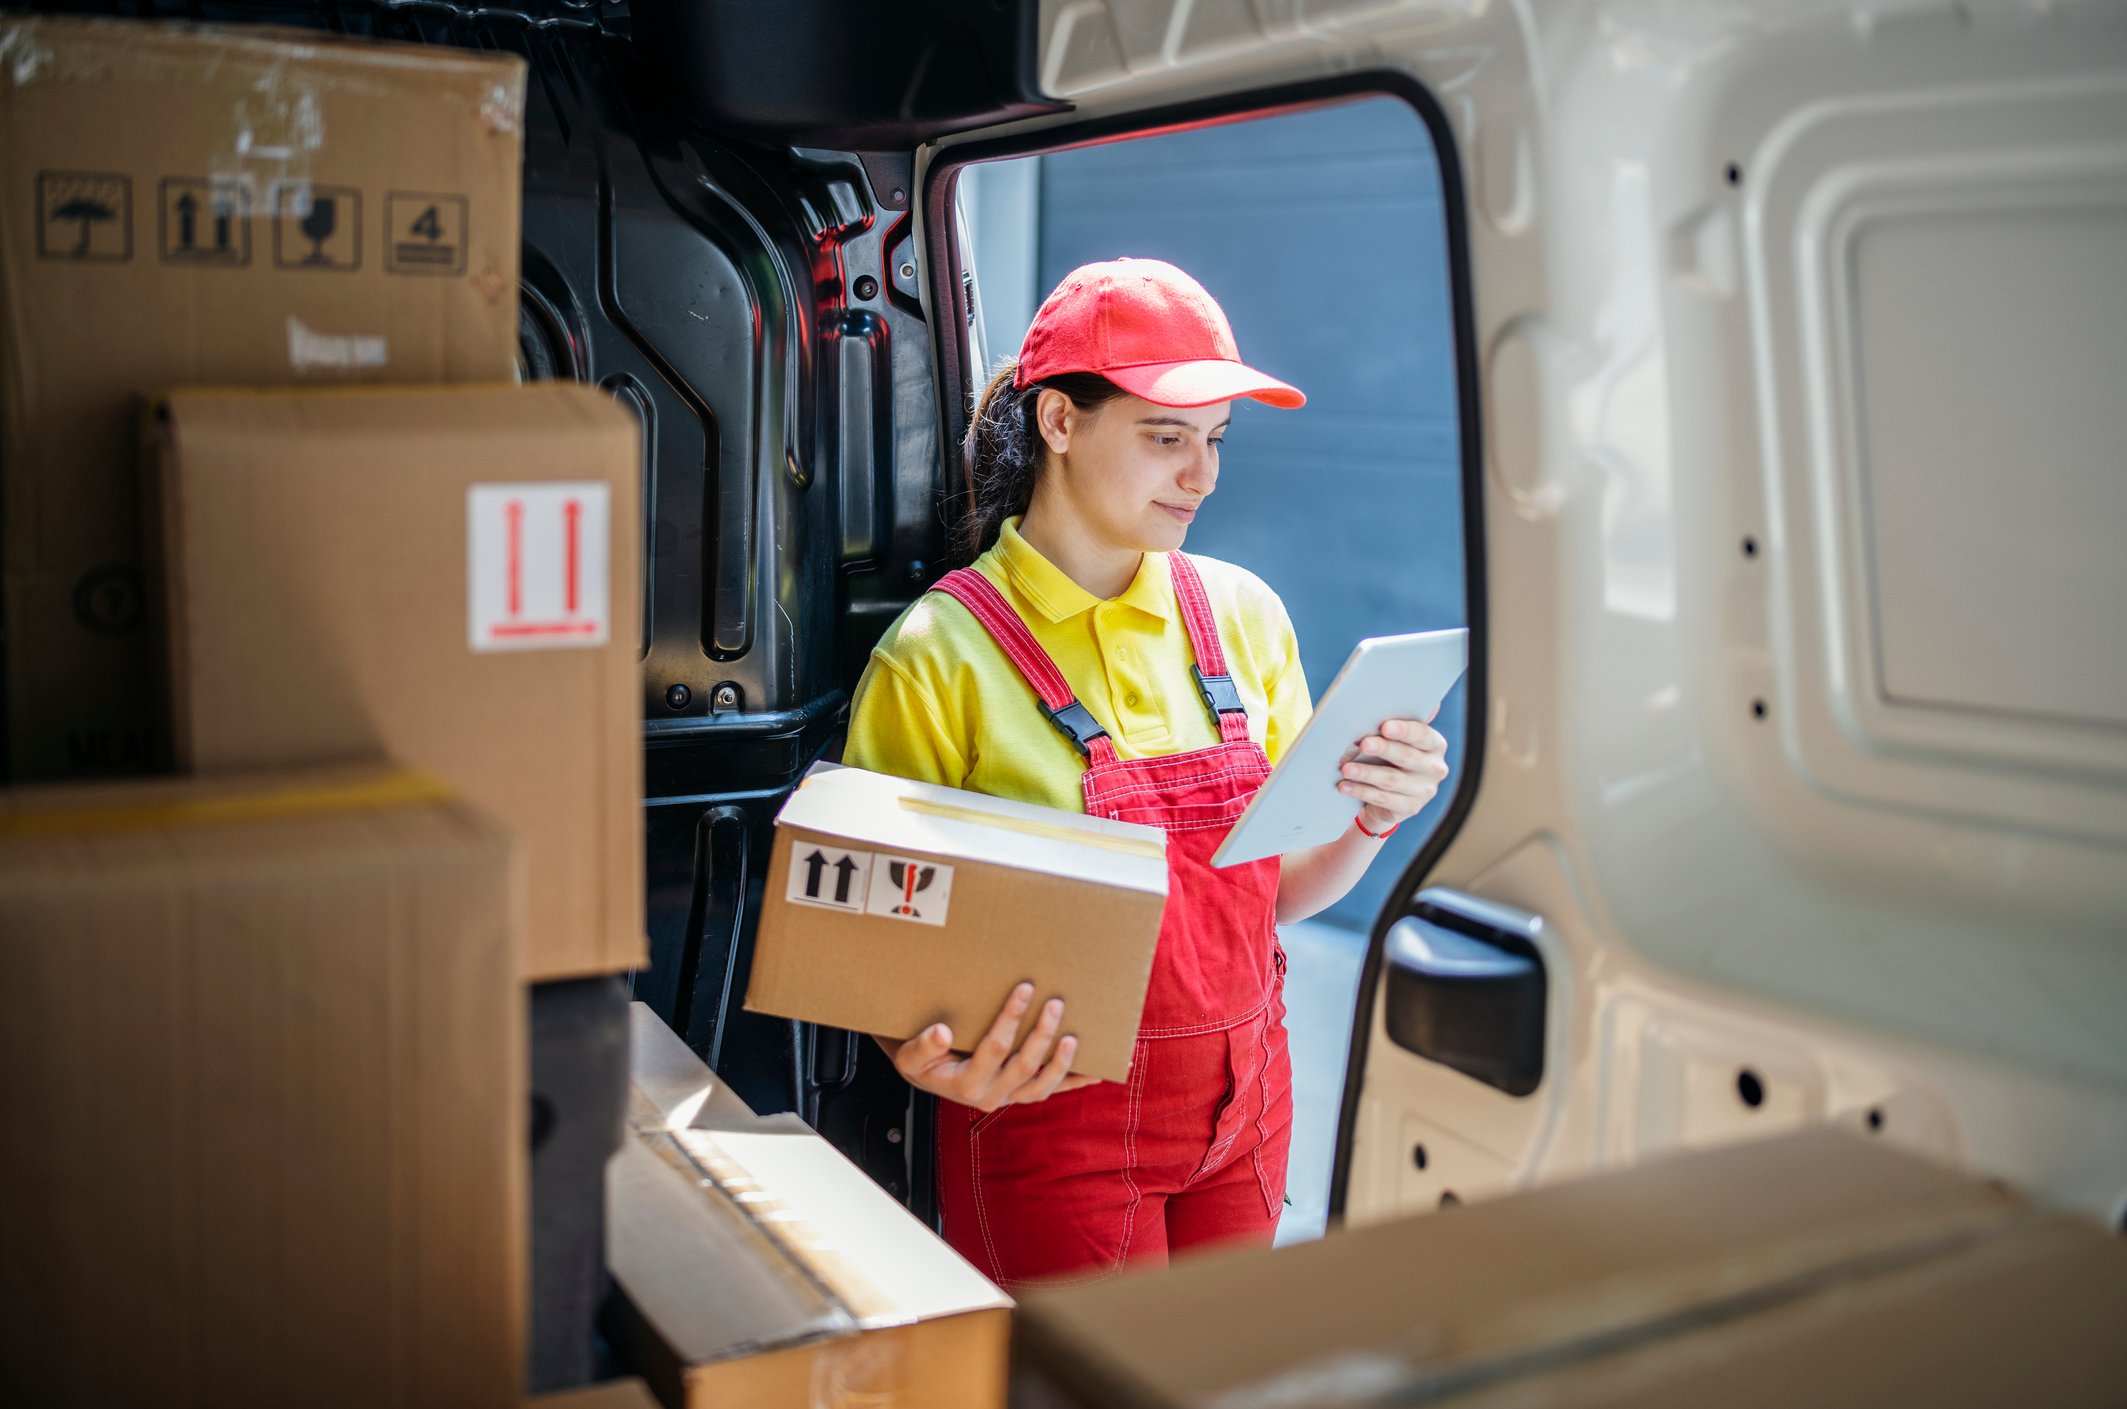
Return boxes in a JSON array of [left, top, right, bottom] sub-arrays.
[[1125, 692, 1141, 708]]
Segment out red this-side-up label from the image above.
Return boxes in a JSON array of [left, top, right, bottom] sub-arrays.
[[467, 483, 611, 652]]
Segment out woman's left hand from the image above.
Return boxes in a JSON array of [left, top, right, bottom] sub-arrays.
[[1338, 715, 1450, 834]]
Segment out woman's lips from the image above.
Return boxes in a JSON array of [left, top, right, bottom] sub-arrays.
[[1158, 502, 1199, 523]]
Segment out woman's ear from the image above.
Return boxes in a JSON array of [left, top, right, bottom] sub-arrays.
[[1034, 387, 1074, 456]]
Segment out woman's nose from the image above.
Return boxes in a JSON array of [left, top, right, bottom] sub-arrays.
[[1178, 445, 1219, 495]]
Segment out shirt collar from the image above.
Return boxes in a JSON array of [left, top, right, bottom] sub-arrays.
[[993, 516, 1174, 625]]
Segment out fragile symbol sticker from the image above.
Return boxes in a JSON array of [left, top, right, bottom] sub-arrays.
[[467, 483, 611, 652], [272, 183, 362, 271], [865, 855, 954, 927], [786, 845, 873, 913]]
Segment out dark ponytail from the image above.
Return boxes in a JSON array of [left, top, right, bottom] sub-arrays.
[[957, 358, 1126, 561]]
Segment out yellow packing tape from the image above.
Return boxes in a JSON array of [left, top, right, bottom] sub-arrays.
[[0, 771, 455, 839], [895, 794, 1165, 860]]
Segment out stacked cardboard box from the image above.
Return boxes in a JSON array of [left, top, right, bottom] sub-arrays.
[[612, 1004, 1014, 1409], [153, 382, 646, 982], [0, 764, 524, 1407], [0, 15, 525, 780], [0, 17, 648, 1403]]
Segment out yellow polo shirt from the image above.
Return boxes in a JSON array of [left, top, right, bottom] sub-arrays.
[[843, 517, 1312, 813]]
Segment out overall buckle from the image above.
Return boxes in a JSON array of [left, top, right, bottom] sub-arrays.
[[1038, 699, 1108, 757], [1192, 665, 1246, 721]]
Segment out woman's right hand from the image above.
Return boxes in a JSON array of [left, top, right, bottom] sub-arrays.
[[880, 982, 1102, 1111]]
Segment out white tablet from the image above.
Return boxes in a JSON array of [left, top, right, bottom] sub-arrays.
[[1212, 628, 1469, 869]]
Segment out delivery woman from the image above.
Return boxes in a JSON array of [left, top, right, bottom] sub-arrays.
[[844, 257, 1449, 1288]]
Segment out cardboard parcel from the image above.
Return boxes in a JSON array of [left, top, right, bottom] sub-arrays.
[[612, 1003, 1011, 1409], [0, 16, 525, 780], [527, 1383, 662, 1409], [153, 382, 645, 982], [746, 762, 1169, 1083], [0, 762, 525, 1409], [1014, 1127, 2127, 1409]]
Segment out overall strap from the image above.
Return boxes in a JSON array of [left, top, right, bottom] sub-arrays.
[[930, 569, 1118, 764], [1166, 554, 1252, 745]]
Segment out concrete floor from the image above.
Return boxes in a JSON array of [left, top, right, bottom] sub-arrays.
[[1272, 918, 1370, 1246]]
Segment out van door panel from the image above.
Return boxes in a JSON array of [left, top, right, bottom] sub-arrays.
[[1004, 0, 2127, 1231]]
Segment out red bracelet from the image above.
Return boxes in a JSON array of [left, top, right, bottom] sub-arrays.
[[1353, 813, 1399, 840]]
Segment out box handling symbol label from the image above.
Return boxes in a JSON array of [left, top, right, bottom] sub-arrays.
[[866, 854, 953, 926], [272, 182, 362, 271], [786, 845, 873, 913], [37, 170, 133, 262], [467, 483, 610, 652], [386, 191, 467, 276], [785, 845, 953, 926], [159, 176, 251, 266]]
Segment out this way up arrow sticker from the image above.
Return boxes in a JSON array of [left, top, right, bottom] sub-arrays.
[[787, 845, 871, 913]]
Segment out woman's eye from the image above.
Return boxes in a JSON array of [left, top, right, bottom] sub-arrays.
[[1154, 435, 1181, 447]]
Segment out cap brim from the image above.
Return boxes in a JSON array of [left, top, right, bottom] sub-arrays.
[[1103, 359, 1306, 410]]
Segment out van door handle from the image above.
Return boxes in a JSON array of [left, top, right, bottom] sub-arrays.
[[1382, 888, 1547, 1097]]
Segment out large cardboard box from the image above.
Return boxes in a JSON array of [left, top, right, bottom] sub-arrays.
[[154, 382, 645, 981], [1013, 1128, 2127, 1408], [746, 762, 1168, 1083], [0, 762, 524, 1408], [529, 1382, 661, 1409], [0, 16, 525, 780], [609, 1113, 1012, 1409]]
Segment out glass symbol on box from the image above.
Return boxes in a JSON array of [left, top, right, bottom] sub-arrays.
[[273, 183, 361, 271], [866, 856, 954, 926]]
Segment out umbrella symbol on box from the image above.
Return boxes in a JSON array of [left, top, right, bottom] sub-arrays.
[[52, 196, 116, 257], [886, 861, 937, 918], [38, 173, 132, 262]]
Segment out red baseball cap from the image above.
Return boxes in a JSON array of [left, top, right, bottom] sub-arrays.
[[1014, 257, 1306, 409]]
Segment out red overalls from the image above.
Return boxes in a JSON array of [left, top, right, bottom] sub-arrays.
[[928, 553, 1295, 1289]]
